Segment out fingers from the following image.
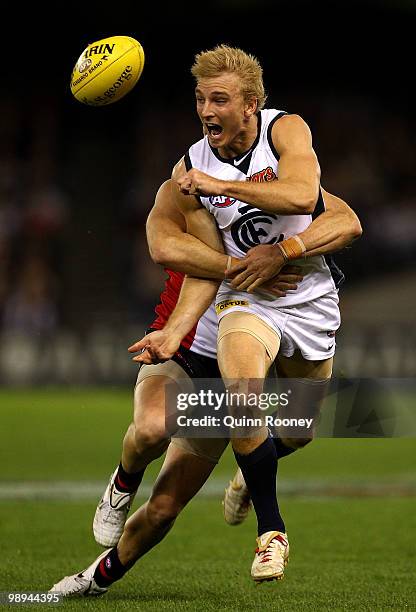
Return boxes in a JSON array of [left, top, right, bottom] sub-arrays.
[[225, 260, 247, 277], [266, 288, 286, 298], [246, 277, 265, 292], [230, 269, 252, 287], [281, 265, 302, 275], [233, 274, 257, 291], [179, 183, 199, 196], [179, 180, 192, 195], [132, 346, 170, 364], [273, 281, 298, 291], [275, 274, 303, 284], [128, 336, 151, 353], [132, 349, 154, 364], [177, 170, 200, 196], [176, 173, 192, 195], [181, 180, 199, 195]]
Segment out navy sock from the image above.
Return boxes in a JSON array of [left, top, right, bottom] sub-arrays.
[[115, 462, 144, 493], [234, 437, 285, 536], [273, 437, 296, 459], [94, 547, 130, 587]]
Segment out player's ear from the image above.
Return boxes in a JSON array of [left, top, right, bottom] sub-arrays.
[[244, 96, 258, 118]]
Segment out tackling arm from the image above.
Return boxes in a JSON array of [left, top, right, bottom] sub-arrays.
[[147, 179, 229, 279], [298, 188, 362, 255], [227, 189, 362, 291], [147, 174, 302, 294], [131, 178, 224, 364], [161, 182, 224, 340]]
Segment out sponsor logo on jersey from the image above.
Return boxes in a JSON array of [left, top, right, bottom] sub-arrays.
[[215, 299, 250, 314], [248, 166, 276, 182], [231, 204, 284, 253], [209, 195, 236, 208]]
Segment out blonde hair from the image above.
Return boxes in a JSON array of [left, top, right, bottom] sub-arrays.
[[191, 44, 267, 110]]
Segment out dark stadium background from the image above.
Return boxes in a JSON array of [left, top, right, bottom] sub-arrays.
[[0, 0, 414, 384]]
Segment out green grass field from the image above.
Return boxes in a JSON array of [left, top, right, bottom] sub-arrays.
[[0, 388, 415, 611]]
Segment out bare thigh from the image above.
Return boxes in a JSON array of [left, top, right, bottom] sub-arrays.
[[274, 350, 333, 446], [217, 313, 276, 453], [276, 351, 333, 379]]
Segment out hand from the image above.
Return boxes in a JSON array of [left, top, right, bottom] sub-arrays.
[[225, 244, 286, 291], [255, 265, 304, 298], [176, 168, 226, 197], [128, 330, 182, 365]]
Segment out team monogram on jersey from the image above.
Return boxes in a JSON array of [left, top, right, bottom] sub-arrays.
[[231, 204, 284, 253], [209, 196, 236, 208], [248, 166, 276, 182]]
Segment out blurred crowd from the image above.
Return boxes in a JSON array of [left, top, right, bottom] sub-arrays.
[[0, 98, 69, 339], [1, 90, 415, 340]]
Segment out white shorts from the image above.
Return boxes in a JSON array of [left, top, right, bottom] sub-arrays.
[[215, 291, 340, 361]]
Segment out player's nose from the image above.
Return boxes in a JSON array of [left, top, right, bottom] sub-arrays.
[[200, 101, 214, 118]]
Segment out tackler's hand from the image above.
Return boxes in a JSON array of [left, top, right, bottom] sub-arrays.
[[256, 266, 305, 298], [226, 244, 287, 292], [128, 330, 181, 365]]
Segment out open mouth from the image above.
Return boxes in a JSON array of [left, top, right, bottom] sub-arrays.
[[206, 123, 223, 137]]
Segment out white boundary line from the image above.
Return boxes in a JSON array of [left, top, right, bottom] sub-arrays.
[[0, 478, 415, 500]]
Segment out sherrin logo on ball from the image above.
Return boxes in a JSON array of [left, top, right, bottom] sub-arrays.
[[70, 35, 145, 106]]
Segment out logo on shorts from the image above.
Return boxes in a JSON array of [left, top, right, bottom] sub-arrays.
[[215, 300, 250, 314], [327, 331, 336, 337]]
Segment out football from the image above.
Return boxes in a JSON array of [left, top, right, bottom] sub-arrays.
[[70, 35, 145, 106]]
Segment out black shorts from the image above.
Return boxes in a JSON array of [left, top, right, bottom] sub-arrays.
[[145, 328, 221, 379]]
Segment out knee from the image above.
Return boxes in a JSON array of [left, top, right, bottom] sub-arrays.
[[132, 407, 169, 450], [281, 436, 313, 450], [231, 427, 269, 456], [146, 496, 181, 529], [135, 423, 169, 451]]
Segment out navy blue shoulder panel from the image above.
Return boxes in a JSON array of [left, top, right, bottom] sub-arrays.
[[266, 111, 289, 162], [313, 188, 345, 289], [184, 151, 192, 171]]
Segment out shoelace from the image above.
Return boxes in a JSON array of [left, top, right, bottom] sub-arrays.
[[102, 506, 127, 525], [255, 538, 285, 564]]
